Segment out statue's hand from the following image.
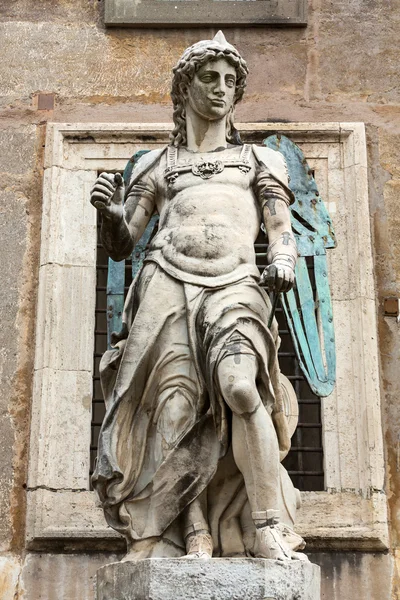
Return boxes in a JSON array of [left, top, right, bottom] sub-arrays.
[[260, 263, 295, 293], [90, 172, 125, 221]]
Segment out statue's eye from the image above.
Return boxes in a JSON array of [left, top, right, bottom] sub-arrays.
[[226, 77, 236, 88]]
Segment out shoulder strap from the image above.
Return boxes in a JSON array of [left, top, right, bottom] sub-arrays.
[[240, 143, 252, 164], [166, 145, 178, 169]]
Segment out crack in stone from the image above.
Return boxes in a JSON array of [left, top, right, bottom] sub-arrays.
[[27, 485, 88, 493]]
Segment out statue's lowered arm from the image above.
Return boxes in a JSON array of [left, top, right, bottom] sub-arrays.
[[254, 158, 297, 294], [90, 171, 155, 262], [261, 196, 297, 294]]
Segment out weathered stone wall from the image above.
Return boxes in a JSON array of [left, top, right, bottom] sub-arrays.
[[0, 0, 399, 597]]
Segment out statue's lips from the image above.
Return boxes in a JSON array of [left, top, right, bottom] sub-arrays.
[[210, 98, 225, 106]]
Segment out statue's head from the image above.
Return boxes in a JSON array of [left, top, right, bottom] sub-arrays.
[[170, 31, 249, 147]]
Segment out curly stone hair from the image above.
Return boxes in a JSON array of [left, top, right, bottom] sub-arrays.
[[170, 39, 249, 147]]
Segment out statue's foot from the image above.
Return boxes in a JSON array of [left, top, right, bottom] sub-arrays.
[[278, 522, 307, 554], [183, 531, 213, 559], [253, 524, 291, 560], [253, 524, 308, 562], [184, 551, 212, 559], [291, 551, 309, 561]]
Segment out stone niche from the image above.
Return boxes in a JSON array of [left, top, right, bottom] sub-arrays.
[[26, 122, 388, 555], [104, 0, 308, 27]]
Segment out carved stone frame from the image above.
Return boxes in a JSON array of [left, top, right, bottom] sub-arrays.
[[26, 122, 388, 551]]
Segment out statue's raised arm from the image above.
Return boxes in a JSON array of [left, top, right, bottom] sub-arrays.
[[90, 169, 155, 261]]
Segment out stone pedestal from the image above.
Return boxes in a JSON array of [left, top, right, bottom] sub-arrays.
[[96, 558, 320, 600]]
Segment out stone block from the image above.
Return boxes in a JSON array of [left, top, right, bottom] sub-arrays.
[[34, 263, 96, 372], [41, 167, 97, 268], [19, 552, 122, 600], [25, 489, 123, 548], [28, 369, 93, 490], [96, 558, 320, 600]]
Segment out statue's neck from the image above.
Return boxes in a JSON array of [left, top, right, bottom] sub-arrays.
[[185, 106, 228, 153]]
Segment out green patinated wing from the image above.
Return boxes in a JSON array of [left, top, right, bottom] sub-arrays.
[[264, 134, 337, 397]]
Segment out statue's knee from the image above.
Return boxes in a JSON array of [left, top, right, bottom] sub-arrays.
[[230, 379, 259, 415], [218, 371, 259, 416]]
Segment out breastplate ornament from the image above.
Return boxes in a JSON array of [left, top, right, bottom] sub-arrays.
[[192, 159, 224, 179]]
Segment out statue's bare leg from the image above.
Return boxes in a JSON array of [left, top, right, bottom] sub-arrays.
[[217, 353, 279, 513], [217, 351, 298, 560], [182, 491, 213, 559]]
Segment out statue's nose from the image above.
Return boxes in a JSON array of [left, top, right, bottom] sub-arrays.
[[213, 77, 226, 96]]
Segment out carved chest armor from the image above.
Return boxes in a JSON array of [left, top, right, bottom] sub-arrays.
[[164, 144, 252, 185]]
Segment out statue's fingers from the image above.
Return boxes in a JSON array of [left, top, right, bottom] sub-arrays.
[[279, 270, 291, 292], [265, 265, 277, 291], [114, 172, 124, 187], [275, 267, 285, 291], [284, 271, 295, 292], [91, 191, 110, 201], [92, 200, 108, 211], [94, 178, 115, 193], [92, 183, 114, 197], [99, 172, 116, 184], [280, 277, 291, 293], [278, 276, 287, 293], [91, 192, 110, 206]]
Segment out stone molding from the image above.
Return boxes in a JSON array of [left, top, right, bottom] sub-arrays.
[[104, 0, 308, 27], [26, 122, 388, 551]]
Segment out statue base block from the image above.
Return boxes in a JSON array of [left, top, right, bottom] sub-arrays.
[[96, 558, 320, 600]]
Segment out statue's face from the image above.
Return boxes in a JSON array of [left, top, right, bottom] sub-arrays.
[[186, 58, 237, 121]]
